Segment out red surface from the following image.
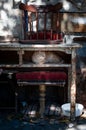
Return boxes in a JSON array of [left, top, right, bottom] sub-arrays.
[[16, 71, 67, 81], [28, 32, 63, 41]]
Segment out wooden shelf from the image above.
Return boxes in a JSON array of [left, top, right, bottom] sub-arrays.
[[0, 42, 81, 51], [0, 63, 71, 68], [17, 81, 66, 86]]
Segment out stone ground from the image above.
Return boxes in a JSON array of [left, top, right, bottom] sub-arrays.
[[0, 110, 86, 130]]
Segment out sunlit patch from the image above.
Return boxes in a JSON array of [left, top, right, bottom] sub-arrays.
[[63, 1, 70, 11], [77, 124, 86, 130], [28, 110, 36, 117], [27, 0, 46, 6], [50, 105, 56, 111], [70, 17, 86, 24], [3, 3, 11, 10], [1, 10, 8, 20]]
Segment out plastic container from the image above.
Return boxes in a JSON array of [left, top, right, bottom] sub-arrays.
[[61, 103, 84, 117]]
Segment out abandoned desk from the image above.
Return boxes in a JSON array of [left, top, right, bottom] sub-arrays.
[[0, 42, 81, 120]]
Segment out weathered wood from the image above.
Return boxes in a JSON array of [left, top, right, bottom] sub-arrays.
[[39, 84, 46, 118], [0, 42, 81, 120], [70, 48, 77, 121]]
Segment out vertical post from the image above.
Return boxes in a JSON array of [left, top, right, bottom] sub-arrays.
[[36, 12, 38, 39], [39, 84, 46, 119], [24, 10, 28, 39], [68, 67, 71, 102], [44, 12, 46, 39], [70, 48, 76, 121], [17, 50, 24, 66], [15, 90, 18, 113]]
